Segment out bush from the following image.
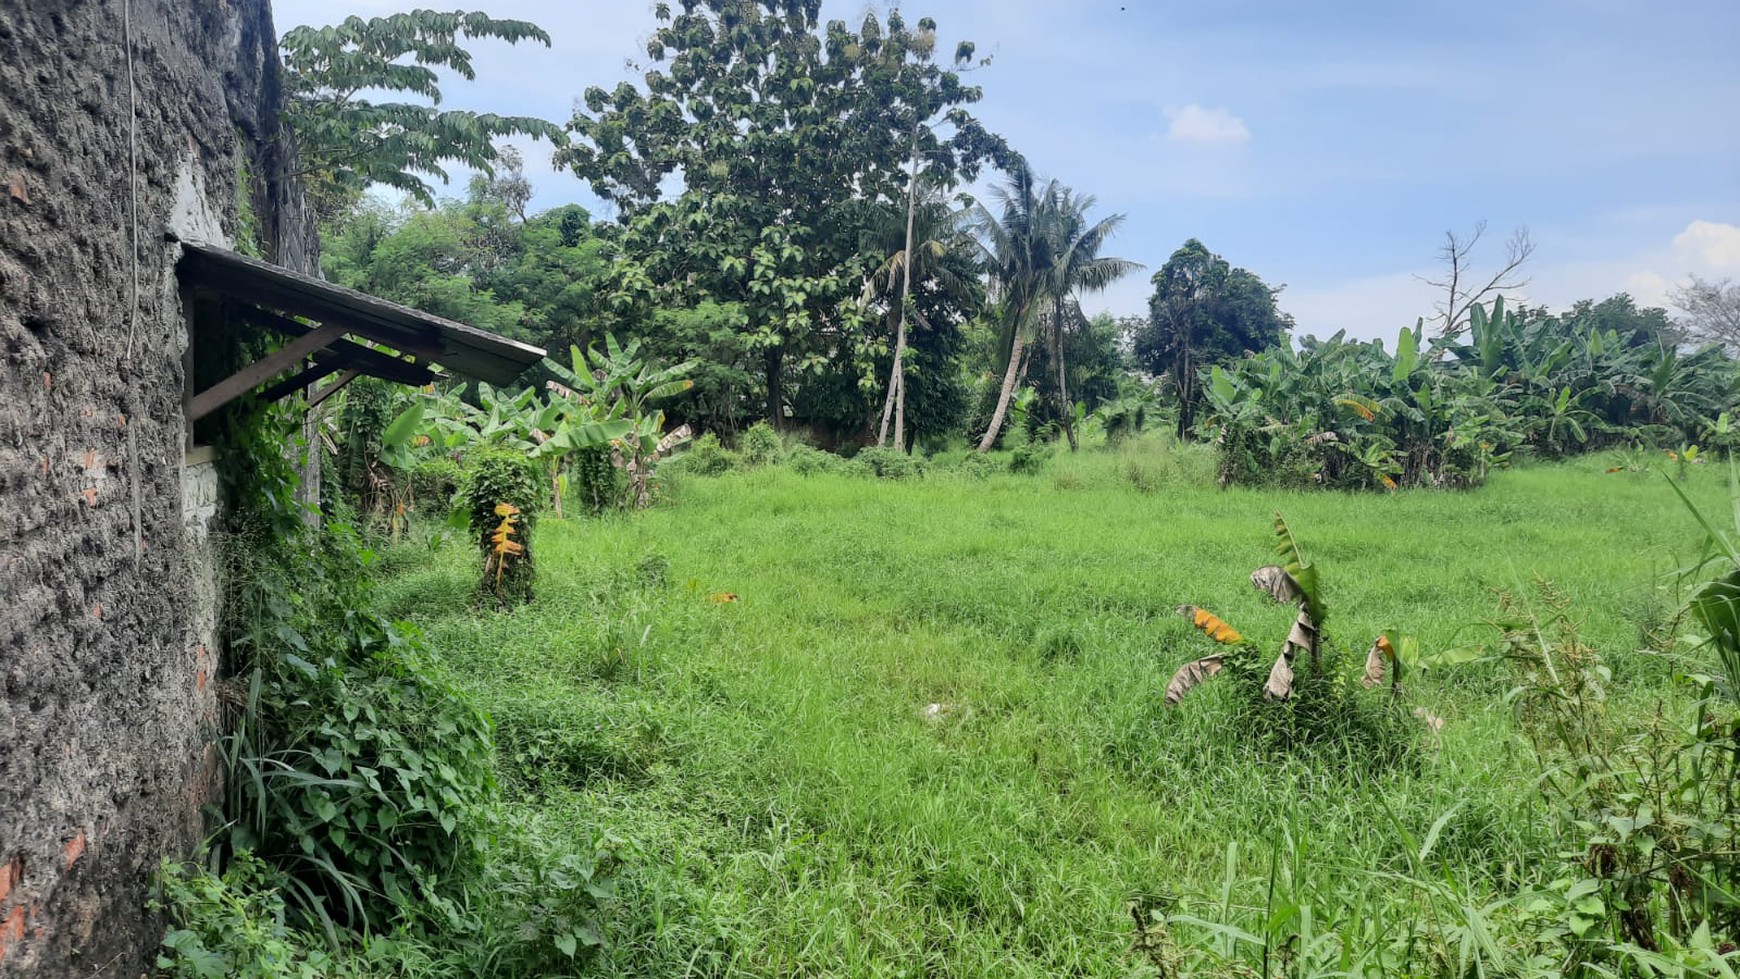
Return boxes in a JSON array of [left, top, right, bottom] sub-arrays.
[[952, 452, 1000, 481], [785, 444, 852, 476], [570, 446, 623, 516], [856, 445, 926, 480], [738, 421, 783, 467], [227, 651, 499, 931], [1009, 443, 1049, 475], [459, 449, 542, 606], [407, 456, 463, 513], [671, 432, 737, 476]]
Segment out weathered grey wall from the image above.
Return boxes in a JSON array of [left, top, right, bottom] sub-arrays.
[[0, 0, 315, 973]]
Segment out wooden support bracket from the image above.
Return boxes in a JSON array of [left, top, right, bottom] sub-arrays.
[[187, 323, 346, 421]]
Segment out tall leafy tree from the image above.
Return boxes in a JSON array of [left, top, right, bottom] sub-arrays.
[[969, 165, 1051, 452], [1133, 239, 1292, 438], [280, 10, 562, 220], [559, 2, 1006, 429]]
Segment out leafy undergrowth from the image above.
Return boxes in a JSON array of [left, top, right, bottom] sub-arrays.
[[370, 443, 1731, 977]]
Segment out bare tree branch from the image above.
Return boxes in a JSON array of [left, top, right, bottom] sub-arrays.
[[1671, 275, 1740, 350], [1416, 220, 1534, 336]]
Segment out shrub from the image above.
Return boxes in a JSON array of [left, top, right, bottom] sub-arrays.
[[952, 452, 999, 481], [407, 456, 462, 513], [1009, 443, 1049, 475], [671, 432, 737, 476], [459, 449, 542, 606], [857, 445, 926, 480], [738, 421, 783, 467], [227, 651, 499, 931], [570, 446, 624, 516], [785, 444, 854, 476]]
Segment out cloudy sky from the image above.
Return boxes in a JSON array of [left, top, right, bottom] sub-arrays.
[[277, 0, 1740, 341]]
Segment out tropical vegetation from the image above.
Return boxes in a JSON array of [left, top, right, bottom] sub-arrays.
[[151, 3, 1740, 978]]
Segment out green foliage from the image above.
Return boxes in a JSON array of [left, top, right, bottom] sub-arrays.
[[669, 432, 738, 477], [279, 10, 561, 218], [1487, 584, 1740, 973], [855, 445, 926, 480], [225, 657, 498, 933], [406, 456, 462, 513], [738, 421, 784, 468], [967, 164, 1140, 451], [459, 449, 541, 605], [1009, 441, 1050, 474], [154, 853, 392, 979], [1132, 237, 1293, 437], [561, 2, 1009, 430]]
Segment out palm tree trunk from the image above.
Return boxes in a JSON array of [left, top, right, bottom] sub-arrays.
[[977, 332, 1025, 452], [1054, 298, 1078, 451], [889, 119, 922, 452], [877, 314, 899, 445]]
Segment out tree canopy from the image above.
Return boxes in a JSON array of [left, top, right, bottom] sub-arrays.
[[280, 10, 562, 219], [558, 1, 1009, 429], [1132, 239, 1293, 437]]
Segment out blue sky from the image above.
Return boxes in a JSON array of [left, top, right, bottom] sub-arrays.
[[278, 0, 1740, 340]]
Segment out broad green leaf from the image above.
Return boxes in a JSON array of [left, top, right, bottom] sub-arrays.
[[381, 401, 425, 448]]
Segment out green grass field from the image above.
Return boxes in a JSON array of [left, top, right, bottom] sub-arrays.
[[373, 444, 1729, 977]]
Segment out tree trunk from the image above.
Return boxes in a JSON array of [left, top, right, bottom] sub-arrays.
[[977, 331, 1026, 452], [876, 316, 899, 445], [1054, 298, 1077, 451], [764, 344, 784, 430], [882, 119, 922, 453], [1174, 344, 1195, 440], [550, 459, 564, 520]]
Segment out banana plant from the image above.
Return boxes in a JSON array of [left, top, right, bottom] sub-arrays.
[[1167, 513, 1335, 704], [545, 335, 697, 509]]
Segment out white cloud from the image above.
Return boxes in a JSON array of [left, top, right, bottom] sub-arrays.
[[1672, 220, 1740, 272], [1164, 104, 1251, 146]]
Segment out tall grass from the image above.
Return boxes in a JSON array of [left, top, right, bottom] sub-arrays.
[[373, 439, 1730, 976]]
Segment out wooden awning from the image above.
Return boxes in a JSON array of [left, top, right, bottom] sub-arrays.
[[175, 240, 546, 422]]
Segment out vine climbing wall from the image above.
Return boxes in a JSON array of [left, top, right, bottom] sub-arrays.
[[0, 1, 316, 973]]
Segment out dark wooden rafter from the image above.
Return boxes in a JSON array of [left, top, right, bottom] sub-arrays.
[[308, 369, 362, 408], [244, 308, 434, 386], [177, 240, 543, 385]]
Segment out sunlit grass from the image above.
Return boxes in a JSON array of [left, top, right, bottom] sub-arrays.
[[374, 440, 1727, 977]]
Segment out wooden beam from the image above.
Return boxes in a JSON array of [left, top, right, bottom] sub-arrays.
[[244, 308, 438, 385], [308, 369, 362, 408], [187, 323, 346, 422], [258, 358, 346, 406]]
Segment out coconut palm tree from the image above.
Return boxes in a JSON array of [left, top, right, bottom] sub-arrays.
[[1039, 185, 1141, 450], [968, 165, 1138, 452], [862, 188, 976, 450]]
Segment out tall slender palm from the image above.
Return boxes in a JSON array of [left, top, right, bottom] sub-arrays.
[[1040, 185, 1141, 450], [862, 189, 974, 450], [969, 165, 1138, 452]]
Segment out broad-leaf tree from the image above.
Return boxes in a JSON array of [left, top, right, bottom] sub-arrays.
[[1133, 239, 1292, 438], [559, 2, 1006, 429], [280, 10, 562, 220]]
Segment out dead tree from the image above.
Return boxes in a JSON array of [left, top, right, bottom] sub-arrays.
[[1418, 220, 1535, 336]]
